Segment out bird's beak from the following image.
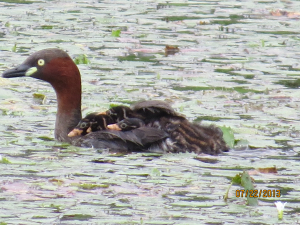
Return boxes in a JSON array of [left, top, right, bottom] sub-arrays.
[[2, 64, 34, 78]]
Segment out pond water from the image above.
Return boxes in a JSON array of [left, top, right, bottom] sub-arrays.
[[0, 0, 300, 224]]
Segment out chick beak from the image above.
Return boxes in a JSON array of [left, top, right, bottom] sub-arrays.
[[107, 124, 122, 131], [68, 129, 83, 137]]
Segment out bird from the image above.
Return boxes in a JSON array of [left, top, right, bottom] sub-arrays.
[[105, 105, 137, 122], [2, 48, 229, 155], [67, 105, 136, 137], [107, 118, 145, 131], [67, 113, 115, 137]]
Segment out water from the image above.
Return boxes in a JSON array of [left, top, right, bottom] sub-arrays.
[[0, 0, 300, 224]]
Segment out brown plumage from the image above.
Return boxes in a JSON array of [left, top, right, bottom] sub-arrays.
[[105, 106, 138, 122]]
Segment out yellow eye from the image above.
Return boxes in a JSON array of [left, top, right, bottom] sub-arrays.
[[37, 59, 45, 66]]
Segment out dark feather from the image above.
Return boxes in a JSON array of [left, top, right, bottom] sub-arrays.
[[74, 127, 168, 152]]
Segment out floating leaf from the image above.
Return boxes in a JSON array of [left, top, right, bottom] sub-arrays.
[[109, 103, 123, 108], [91, 158, 115, 164], [193, 156, 219, 164], [111, 30, 121, 37], [41, 25, 53, 29], [0, 156, 11, 164], [241, 171, 258, 206], [117, 54, 156, 62], [224, 171, 258, 206], [232, 173, 242, 185], [258, 166, 277, 174], [37, 136, 54, 141], [12, 43, 17, 52], [49, 204, 64, 213], [165, 45, 179, 56], [33, 93, 46, 105], [276, 79, 300, 88], [74, 54, 90, 65], [49, 179, 64, 186], [220, 126, 235, 148], [76, 183, 109, 190], [151, 168, 161, 177]]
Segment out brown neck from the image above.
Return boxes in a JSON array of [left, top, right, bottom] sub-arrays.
[[47, 59, 82, 142], [54, 85, 82, 142]]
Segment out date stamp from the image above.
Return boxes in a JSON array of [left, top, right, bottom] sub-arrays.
[[236, 189, 281, 198]]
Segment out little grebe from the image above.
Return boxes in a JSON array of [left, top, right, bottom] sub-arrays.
[[67, 113, 114, 137], [105, 105, 137, 122], [107, 118, 145, 131], [68, 105, 135, 137], [2, 48, 229, 154]]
